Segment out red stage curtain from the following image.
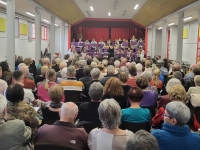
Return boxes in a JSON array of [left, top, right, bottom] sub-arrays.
[[80, 28, 109, 42]]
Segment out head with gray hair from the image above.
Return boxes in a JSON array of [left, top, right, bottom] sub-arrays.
[[135, 63, 143, 71], [102, 59, 108, 67], [91, 68, 100, 79], [78, 60, 87, 68], [89, 82, 103, 101], [107, 65, 115, 75], [125, 130, 159, 150], [98, 99, 121, 129], [165, 101, 190, 126], [114, 60, 120, 68], [118, 66, 129, 74], [18, 63, 26, 69], [142, 71, 152, 82], [61, 67, 67, 78], [0, 95, 7, 118], [67, 66, 76, 78], [194, 75, 200, 86], [83, 66, 91, 76], [173, 71, 182, 80], [91, 62, 97, 69], [166, 78, 181, 93]]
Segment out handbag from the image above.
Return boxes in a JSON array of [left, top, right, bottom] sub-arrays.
[[190, 94, 200, 108]]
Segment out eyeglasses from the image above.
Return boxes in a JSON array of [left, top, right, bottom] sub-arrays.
[[163, 113, 172, 118]]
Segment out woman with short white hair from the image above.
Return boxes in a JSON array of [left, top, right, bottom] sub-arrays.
[[88, 99, 134, 150], [152, 101, 200, 150], [186, 75, 200, 96], [57, 67, 67, 84], [135, 63, 143, 77]]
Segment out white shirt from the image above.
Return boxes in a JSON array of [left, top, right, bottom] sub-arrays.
[[70, 52, 78, 59], [23, 88, 35, 105]]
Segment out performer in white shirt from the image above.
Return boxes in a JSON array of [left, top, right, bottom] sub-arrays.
[[91, 38, 97, 49], [81, 46, 87, 58], [67, 45, 75, 54], [84, 39, 90, 44], [70, 47, 78, 59]]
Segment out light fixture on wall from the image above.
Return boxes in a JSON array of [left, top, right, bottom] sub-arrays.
[[158, 27, 162, 30], [168, 23, 174, 26], [54, 24, 59, 26], [26, 11, 35, 17], [90, 6, 94, 11], [43, 19, 49, 23], [0, 0, 6, 5], [184, 16, 192, 21], [108, 12, 111, 16], [134, 4, 139, 9]]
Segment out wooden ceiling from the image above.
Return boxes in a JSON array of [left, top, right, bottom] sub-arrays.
[[34, 0, 85, 24], [132, 0, 198, 26]]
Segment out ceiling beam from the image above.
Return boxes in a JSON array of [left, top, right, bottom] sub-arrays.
[[122, 10, 126, 17]]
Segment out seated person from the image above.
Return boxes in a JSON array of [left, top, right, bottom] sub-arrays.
[[0, 95, 32, 150], [152, 102, 200, 150], [34, 102, 89, 150], [102, 77, 127, 109], [136, 76, 157, 108], [79, 66, 92, 85], [152, 84, 200, 131], [150, 69, 163, 93], [118, 72, 131, 98], [88, 99, 134, 150], [38, 69, 57, 102], [127, 64, 137, 87], [121, 87, 150, 123], [125, 130, 159, 150], [77, 82, 102, 125], [35, 66, 48, 87], [41, 85, 64, 125], [56, 67, 68, 84]]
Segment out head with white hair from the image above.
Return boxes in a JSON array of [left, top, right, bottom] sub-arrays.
[[60, 102, 78, 123], [78, 60, 87, 68], [61, 67, 68, 78], [107, 65, 115, 75], [18, 63, 26, 69], [91, 62, 97, 69], [118, 66, 129, 74], [59, 61, 67, 70], [91, 68, 100, 80], [98, 99, 121, 129], [102, 59, 108, 67], [114, 60, 120, 68], [19, 65, 29, 77], [0, 95, 7, 118], [135, 63, 143, 71], [166, 78, 181, 93]]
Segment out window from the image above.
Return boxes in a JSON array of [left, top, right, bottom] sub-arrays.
[[42, 26, 47, 40], [32, 23, 35, 39], [32, 24, 48, 40]]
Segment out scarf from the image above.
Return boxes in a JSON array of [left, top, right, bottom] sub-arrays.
[[50, 102, 62, 108]]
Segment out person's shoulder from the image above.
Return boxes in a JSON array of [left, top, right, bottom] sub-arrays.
[[89, 128, 100, 135], [151, 129, 164, 137], [6, 119, 26, 130], [125, 130, 134, 136]]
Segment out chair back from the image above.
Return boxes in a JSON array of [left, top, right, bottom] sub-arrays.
[[141, 106, 156, 118], [34, 143, 77, 150], [76, 122, 102, 134], [120, 121, 150, 133], [194, 107, 200, 124], [64, 90, 82, 102]]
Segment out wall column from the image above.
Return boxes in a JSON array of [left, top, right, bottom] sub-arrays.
[[50, 16, 55, 56], [176, 12, 184, 63], [161, 20, 167, 59], [35, 7, 41, 64], [6, 0, 15, 71], [60, 22, 65, 60], [151, 25, 156, 57]]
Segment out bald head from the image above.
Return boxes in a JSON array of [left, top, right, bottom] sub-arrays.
[[19, 66, 29, 77], [60, 102, 78, 123], [43, 58, 50, 66]]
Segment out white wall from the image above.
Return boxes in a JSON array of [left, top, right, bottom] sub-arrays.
[[147, 28, 152, 57], [155, 29, 162, 56], [169, 20, 198, 64]]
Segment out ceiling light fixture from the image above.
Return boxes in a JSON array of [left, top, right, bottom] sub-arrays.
[[54, 24, 59, 26], [90, 6, 93, 11], [26, 11, 35, 17], [168, 23, 174, 26], [134, 4, 139, 9], [184, 16, 192, 21], [122, 10, 127, 17], [108, 12, 111, 16], [43, 19, 49, 23], [158, 27, 162, 30], [0, 0, 7, 5]]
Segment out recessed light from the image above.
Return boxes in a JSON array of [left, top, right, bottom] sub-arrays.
[[90, 6, 93, 11], [184, 16, 192, 21], [43, 19, 49, 23], [134, 4, 139, 9], [168, 23, 174, 26], [26, 11, 35, 17], [54, 24, 59, 26], [0, 0, 6, 5], [108, 12, 111, 16], [158, 27, 162, 30]]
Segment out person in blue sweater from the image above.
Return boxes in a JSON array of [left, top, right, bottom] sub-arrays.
[[121, 86, 151, 123], [152, 101, 200, 150]]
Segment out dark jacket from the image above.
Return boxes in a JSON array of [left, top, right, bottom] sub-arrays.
[[101, 74, 117, 85], [76, 69, 85, 81], [79, 75, 92, 87]]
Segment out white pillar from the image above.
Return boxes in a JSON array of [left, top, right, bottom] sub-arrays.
[[35, 7, 41, 65], [161, 20, 167, 59], [176, 12, 184, 63], [50, 16, 55, 56], [151, 25, 156, 58], [198, 10, 200, 25], [60, 22, 65, 60], [6, 0, 15, 71]]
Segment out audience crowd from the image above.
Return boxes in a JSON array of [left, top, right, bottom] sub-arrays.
[[0, 52, 200, 150]]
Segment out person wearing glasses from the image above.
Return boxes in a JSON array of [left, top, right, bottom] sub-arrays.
[[152, 101, 200, 150]]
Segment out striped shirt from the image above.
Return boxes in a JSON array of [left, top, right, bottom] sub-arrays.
[[60, 78, 84, 91]]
